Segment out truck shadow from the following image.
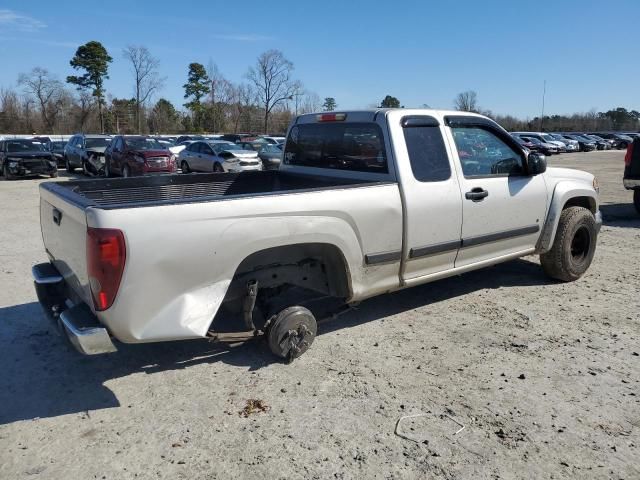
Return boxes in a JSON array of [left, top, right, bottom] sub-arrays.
[[600, 203, 640, 228], [0, 257, 551, 425]]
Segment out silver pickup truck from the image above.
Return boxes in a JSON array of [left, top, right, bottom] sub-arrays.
[[33, 109, 602, 361]]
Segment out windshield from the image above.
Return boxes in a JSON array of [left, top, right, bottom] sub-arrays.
[[541, 134, 555, 142], [523, 137, 542, 145], [214, 143, 242, 151], [85, 138, 111, 149], [125, 137, 165, 150], [6, 140, 46, 152]]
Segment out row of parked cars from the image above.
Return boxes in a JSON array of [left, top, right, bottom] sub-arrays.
[[0, 133, 285, 178], [510, 131, 638, 156]]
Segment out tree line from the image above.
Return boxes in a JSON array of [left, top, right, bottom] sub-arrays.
[[0, 41, 637, 135], [0, 41, 339, 135]]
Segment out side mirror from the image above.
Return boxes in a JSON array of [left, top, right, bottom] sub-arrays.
[[528, 152, 547, 175]]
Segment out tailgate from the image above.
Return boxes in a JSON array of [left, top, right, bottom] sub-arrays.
[[39, 186, 92, 306]]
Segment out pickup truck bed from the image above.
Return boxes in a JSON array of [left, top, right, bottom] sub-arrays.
[[42, 171, 383, 210]]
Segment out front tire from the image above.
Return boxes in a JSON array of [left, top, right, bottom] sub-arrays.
[[65, 156, 75, 173], [181, 160, 190, 173], [634, 190, 640, 214], [213, 163, 224, 173], [50, 170, 58, 178], [104, 159, 111, 177], [540, 206, 597, 282], [3, 164, 15, 180]]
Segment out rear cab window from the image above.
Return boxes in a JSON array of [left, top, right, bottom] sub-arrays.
[[284, 122, 388, 174]]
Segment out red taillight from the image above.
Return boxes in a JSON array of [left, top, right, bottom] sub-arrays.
[[624, 142, 634, 166], [87, 227, 126, 311], [317, 113, 346, 122]]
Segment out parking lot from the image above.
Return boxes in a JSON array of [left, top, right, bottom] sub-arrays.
[[0, 150, 638, 479]]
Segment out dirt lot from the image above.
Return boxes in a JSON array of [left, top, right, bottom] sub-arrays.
[[0, 151, 638, 479]]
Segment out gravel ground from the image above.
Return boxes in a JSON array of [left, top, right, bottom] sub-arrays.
[[0, 150, 638, 479]]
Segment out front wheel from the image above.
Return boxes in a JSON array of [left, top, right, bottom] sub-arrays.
[[181, 160, 190, 173], [104, 159, 111, 177], [213, 163, 224, 173], [634, 190, 640, 214], [50, 170, 58, 178], [65, 156, 75, 173], [3, 164, 15, 180], [540, 206, 597, 282]]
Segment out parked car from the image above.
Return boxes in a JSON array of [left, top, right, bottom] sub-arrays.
[[548, 133, 579, 152], [258, 143, 283, 170], [104, 136, 176, 178], [64, 134, 112, 176], [584, 134, 611, 150], [519, 136, 558, 155], [177, 140, 262, 173], [259, 135, 286, 145], [512, 132, 566, 152], [592, 132, 633, 149], [0, 138, 58, 179], [624, 138, 640, 213], [219, 133, 252, 143], [175, 135, 204, 144], [237, 138, 270, 152], [33, 109, 601, 360], [560, 134, 597, 152], [47, 140, 68, 167], [168, 140, 197, 157]]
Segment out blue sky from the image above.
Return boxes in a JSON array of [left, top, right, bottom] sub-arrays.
[[0, 0, 638, 118]]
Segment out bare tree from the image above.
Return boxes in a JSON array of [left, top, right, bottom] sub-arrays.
[[206, 61, 231, 133], [18, 67, 65, 131], [76, 90, 94, 131], [122, 45, 165, 133], [299, 91, 321, 115], [0, 88, 22, 132], [454, 90, 478, 112], [246, 49, 298, 133], [226, 82, 255, 133]]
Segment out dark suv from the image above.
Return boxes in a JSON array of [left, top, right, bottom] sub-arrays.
[[64, 134, 112, 176], [0, 138, 57, 179], [593, 132, 633, 149], [624, 138, 640, 213]]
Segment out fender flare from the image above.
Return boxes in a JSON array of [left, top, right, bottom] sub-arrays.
[[536, 181, 598, 253]]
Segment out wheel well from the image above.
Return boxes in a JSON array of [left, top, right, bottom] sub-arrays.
[[232, 243, 351, 299], [564, 196, 596, 214], [211, 243, 352, 333]]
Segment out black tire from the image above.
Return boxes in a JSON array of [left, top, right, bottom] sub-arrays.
[[267, 306, 317, 361], [50, 170, 58, 178], [3, 164, 15, 180], [122, 165, 131, 178], [213, 163, 224, 173], [181, 160, 190, 173], [634, 190, 640, 215], [65, 156, 75, 173], [540, 206, 597, 282], [82, 160, 90, 176], [104, 159, 111, 177]]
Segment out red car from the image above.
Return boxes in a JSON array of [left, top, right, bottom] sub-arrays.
[[104, 135, 176, 177]]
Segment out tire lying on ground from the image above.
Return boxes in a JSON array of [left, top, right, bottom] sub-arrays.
[[540, 206, 597, 282]]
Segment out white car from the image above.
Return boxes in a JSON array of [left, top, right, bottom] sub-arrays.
[[34, 109, 601, 361], [177, 140, 262, 173]]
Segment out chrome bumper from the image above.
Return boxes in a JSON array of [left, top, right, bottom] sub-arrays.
[[59, 304, 117, 355], [32, 262, 117, 355], [623, 178, 640, 189]]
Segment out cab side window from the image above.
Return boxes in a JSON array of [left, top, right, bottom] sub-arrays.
[[402, 117, 451, 182], [452, 127, 524, 177]]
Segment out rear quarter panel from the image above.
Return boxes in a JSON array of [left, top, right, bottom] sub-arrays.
[[89, 183, 403, 343]]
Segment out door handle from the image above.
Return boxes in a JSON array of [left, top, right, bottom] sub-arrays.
[[465, 188, 489, 201], [52, 208, 62, 225]]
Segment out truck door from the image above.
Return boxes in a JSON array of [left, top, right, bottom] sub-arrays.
[[445, 116, 547, 267], [389, 114, 463, 284]]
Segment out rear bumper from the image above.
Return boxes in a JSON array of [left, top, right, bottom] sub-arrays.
[[32, 262, 117, 355], [623, 178, 640, 189]]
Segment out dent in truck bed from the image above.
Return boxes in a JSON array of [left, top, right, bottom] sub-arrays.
[[40, 170, 394, 210]]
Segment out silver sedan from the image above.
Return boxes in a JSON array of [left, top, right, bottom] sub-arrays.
[[178, 141, 263, 173]]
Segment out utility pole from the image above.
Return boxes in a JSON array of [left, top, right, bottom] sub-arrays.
[[539, 80, 546, 132]]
